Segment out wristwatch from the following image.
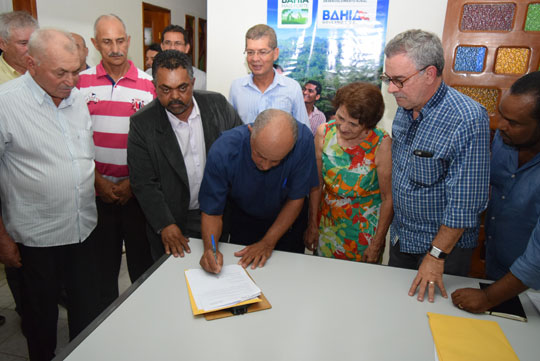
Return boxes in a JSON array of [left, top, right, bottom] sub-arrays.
[[428, 245, 448, 260]]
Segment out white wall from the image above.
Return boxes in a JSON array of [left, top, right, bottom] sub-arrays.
[[34, 0, 206, 69], [0, 0, 12, 14], [208, 0, 448, 133]]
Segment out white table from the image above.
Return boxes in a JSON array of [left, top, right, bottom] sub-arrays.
[[56, 239, 540, 361]]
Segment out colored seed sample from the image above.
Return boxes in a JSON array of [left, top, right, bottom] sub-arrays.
[[453, 86, 499, 114], [494, 47, 530, 74], [460, 3, 515, 31], [454, 46, 486, 72], [525, 3, 540, 31]]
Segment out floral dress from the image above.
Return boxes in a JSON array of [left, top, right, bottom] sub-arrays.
[[317, 122, 388, 261]]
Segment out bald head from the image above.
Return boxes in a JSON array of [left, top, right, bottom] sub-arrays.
[[26, 29, 80, 106], [249, 109, 298, 171], [28, 28, 77, 62], [93, 14, 126, 37], [71, 32, 88, 72]]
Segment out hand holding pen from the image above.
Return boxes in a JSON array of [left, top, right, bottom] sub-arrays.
[[200, 234, 223, 274]]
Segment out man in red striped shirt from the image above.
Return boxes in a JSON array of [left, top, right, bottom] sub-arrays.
[[77, 14, 155, 313]]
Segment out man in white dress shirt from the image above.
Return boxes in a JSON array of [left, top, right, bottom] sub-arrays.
[[0, 29, 99, 361]]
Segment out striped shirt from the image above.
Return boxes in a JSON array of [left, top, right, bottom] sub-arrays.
[[308, 105, 326, 135], [0, 72, 97, 247], [77, 60, 156, 183], [229, 69, 310, 127], [390, 82, 490, 253]]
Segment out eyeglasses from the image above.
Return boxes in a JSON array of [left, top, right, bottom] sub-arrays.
[[244, 48, 275, 57], [380, 65, 430, 88]]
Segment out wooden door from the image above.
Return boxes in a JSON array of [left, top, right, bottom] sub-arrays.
[[142, 2, 171, 65], [12, 0, 37, 19]]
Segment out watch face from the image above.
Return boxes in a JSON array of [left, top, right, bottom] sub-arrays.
[[430, 246, 446, 259]]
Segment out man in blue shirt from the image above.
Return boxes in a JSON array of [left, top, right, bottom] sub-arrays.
[[451, 71, 540, 313], [383, 30, 490, 302], [199, 109, 318, 273], [228, 24, 309, 127]]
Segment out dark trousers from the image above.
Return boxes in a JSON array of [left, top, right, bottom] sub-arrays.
[[92, 197, 153, 313], [388, 240, 474, 277], [5, 266, 23, 316], [2, 197, 23, 318], [227, 199, 308, 254], [18, 235, 100, 361]]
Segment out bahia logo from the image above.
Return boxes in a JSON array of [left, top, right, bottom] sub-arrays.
[[322, 9, 370, 21]]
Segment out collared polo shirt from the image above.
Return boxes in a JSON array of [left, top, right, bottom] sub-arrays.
[[77, 60, 156, 183], [0, 72, 97, 246], [485, 131, 540, 280], [229, 69, 310, 128], [0, 53, 21, 84], [390, 82, 490, 253]]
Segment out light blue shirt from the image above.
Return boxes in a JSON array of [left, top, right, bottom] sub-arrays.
[[0, 72, 97, 247], [229, 69, 309, 127]]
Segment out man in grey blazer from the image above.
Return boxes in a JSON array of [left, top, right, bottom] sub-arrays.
[[128, 50, 242, 261]]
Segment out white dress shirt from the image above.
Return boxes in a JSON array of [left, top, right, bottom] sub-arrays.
[[0, 72, 97, 247], [165, 98, 206, 209]]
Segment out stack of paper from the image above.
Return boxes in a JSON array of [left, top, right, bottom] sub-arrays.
[[427, 312, 519, 361], [185, 264, 261, 312]]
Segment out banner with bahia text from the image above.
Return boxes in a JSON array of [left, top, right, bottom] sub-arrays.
[[267, 0, 389, 113]]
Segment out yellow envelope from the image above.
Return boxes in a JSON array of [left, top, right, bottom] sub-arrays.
[[427, 312, 519, 361]]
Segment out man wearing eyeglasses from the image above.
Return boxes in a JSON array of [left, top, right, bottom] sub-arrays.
[[161, 24, 206, 90], [383, 30, 490, 303], [229, 24, 309, 127]]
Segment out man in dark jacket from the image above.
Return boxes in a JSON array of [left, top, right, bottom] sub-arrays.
[[128, 50, 242, 260]]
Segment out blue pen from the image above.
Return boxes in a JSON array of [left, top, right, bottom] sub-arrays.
[[211, 234, 218, 264]]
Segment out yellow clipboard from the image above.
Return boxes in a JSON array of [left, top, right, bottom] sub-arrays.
[[184, 269, 272, 320]]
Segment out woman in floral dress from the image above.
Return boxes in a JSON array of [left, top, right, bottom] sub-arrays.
[[304, 82, 393, 262]]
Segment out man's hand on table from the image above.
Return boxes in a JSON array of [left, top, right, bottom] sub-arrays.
[[161, 224, 191, 257], [200, 248, 223, 274], [408, 255, 447, 302], [451, 288, 493, 313], [234, 240, 274, 269]]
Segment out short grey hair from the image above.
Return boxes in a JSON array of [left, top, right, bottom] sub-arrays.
[[0, 11, 38, 40], [384, 29, 445, 76], [251, 109, 298, 142], [28, 28, 77, 63], [245, 24, 277, 49], [94, 14, 127, 38]]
